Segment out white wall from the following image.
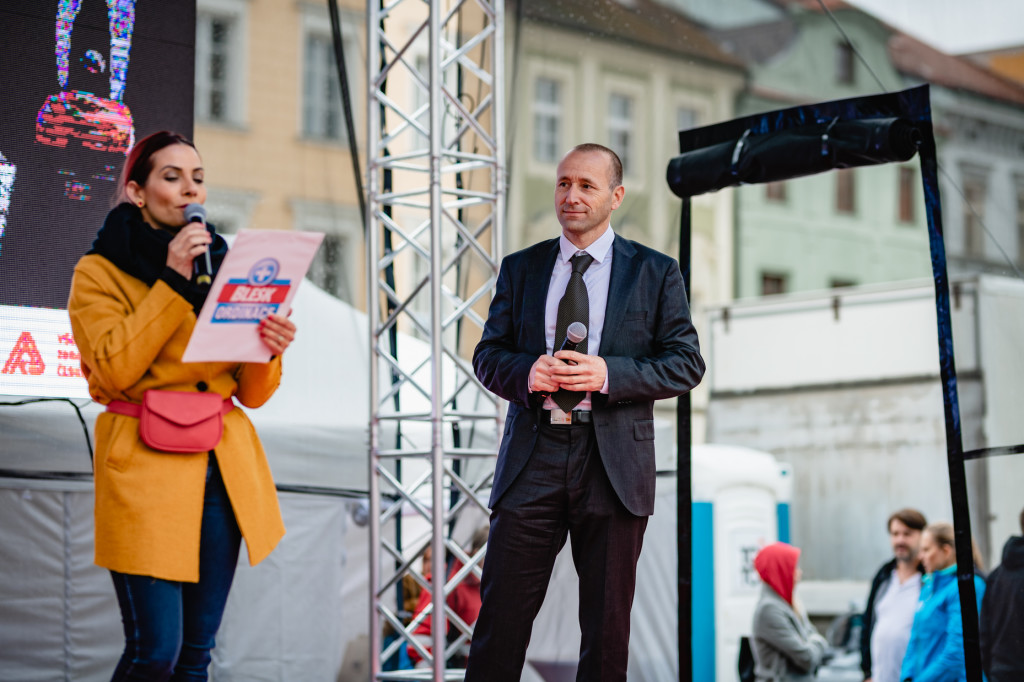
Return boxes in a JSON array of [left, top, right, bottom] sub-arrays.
[[704, 276, 1024, 576]]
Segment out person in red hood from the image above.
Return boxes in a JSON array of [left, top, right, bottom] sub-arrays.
[[408, 527, 488, 668], [751, 542, 829, 682]]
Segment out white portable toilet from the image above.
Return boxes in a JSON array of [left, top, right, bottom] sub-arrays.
[[691, 444, 791, 682]]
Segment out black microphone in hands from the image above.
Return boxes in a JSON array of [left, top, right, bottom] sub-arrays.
[[559, 321, 588, 365], [184, 203, 213, 285]]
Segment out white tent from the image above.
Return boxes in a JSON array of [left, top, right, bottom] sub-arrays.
[[0, 280, 394, 680], [0, 277, 734, 681]]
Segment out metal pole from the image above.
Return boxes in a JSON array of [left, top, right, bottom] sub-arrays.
[[677, 197, 692, 682], [368, 1, 505, 678], [367, 0, 382, 673], [919, 139, 983, 682], [427, 3, 448, 679]]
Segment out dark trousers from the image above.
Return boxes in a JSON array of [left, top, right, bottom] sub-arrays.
[[465, 420, 648, 682], [109, 454, 242, 682]]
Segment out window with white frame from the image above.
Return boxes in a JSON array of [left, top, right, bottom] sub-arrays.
[[533, 77, 562, 164], [308, 233, 350, 300], [291, 199, 360, 303], [203, 186, 261, 235], [608, 93, 635, 175], [836, 41, 855, 85], [195, 0, 246, 125], [671, 96, 711, 193], [302, 31, 344, 141], [962, 171, 988, 258], [300, 5, 360, 145], [410, 55, 429, 147], [676, 106, 698, 132]]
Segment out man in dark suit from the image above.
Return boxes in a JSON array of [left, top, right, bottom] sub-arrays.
[[465, 143, 705, 681]]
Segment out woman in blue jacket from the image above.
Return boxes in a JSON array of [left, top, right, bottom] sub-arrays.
[[900, 522, 986, 682]]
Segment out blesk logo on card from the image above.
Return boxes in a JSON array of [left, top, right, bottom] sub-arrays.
[[212, 258, 290, 323]]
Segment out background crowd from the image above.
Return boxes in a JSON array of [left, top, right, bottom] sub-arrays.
[[748, 507, 1024, 682]]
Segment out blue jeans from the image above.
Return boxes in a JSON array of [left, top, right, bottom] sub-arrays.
[[109, 454, 242, 682]]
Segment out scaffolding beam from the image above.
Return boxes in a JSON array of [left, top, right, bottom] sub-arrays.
[[367, 1, 504, 679]]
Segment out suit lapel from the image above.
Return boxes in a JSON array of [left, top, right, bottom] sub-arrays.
[[523, 240, 559, 355], [600, 236, 639, 356]]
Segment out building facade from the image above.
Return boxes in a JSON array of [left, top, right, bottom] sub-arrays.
[[506, 0, 745, 312], [193, 0, 366, 306], [699, 0, 1024, 298], [707, 2, 931, 298], [191, 1, 746, 357], [688, 0, 1024, 587]]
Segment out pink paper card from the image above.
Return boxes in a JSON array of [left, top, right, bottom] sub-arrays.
[[182, 230, 324, 363]]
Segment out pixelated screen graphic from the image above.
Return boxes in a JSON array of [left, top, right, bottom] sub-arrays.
[[0, 0, 194, 397]]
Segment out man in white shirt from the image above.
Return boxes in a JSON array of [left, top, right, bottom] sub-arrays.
[[467, 143, 705, 682], [860, 508, 927, 682]]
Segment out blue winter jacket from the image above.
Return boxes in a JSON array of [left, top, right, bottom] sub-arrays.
[[900, 564, 986, 682]]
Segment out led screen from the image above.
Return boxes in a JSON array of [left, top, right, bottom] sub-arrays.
[[0, 0, 194, 397]]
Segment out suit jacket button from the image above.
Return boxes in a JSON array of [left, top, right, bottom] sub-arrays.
[[532, 425, 538, 432]]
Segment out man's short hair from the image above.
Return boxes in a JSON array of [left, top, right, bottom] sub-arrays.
[[568, 143, 623, 189], [888, 508, 927, 533]]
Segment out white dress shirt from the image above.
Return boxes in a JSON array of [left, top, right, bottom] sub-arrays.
[[537, 226, 615, 411]]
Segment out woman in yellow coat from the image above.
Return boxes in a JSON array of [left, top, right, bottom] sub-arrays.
[[67, 131, 294, 681]]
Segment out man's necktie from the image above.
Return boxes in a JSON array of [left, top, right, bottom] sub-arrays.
[[553, 252, 594, 412]]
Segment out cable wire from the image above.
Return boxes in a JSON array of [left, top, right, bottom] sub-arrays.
[[503, 0, 525, 224], [328, 0, 366, 229], [0, 397, 93, 463], [816, 0, 888, 92]]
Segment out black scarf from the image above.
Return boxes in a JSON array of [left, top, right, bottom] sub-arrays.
[[88, 203, 228, 314]]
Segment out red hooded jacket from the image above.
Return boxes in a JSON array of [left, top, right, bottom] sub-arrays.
[[754, 542, 801, 606]]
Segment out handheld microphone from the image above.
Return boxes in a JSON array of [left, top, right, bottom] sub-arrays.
[[537, 322, 589, 399], [559, 321, 588, 353], [184, 203, 213, 285], [558, 321, 588, 367]]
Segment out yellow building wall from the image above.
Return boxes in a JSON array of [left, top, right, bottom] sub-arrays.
[[195, 0, 366, 305]]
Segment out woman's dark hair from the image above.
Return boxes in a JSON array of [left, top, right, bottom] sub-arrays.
[[113, 130, 197, 207]]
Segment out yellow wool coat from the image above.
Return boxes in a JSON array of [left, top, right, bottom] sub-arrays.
[[68, 253, 286, 583]]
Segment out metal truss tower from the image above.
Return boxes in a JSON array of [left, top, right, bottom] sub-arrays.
[[366, 0, 504, 679]]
